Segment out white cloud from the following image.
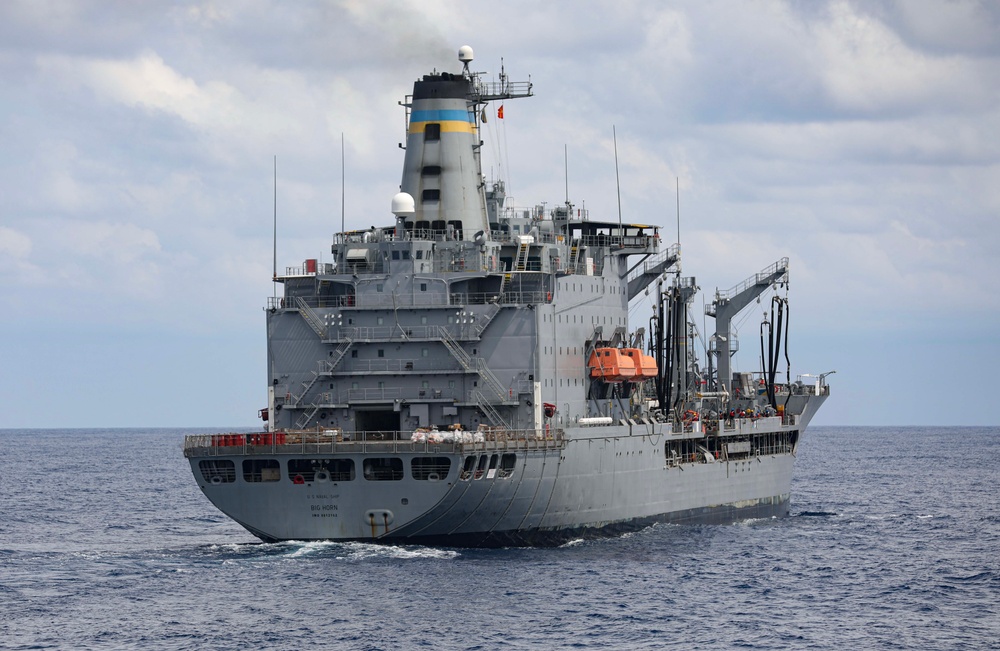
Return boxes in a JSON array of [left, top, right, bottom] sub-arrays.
[[817, 1, 987, 114], [0, 226, 32, 259]]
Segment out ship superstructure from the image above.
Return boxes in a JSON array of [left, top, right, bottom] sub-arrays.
[[183, 47, 830, 546]]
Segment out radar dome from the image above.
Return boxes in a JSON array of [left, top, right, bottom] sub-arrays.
[[391, 191, 415, 217], [458, 45, 474, 64]]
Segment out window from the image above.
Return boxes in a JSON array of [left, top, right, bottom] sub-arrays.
[[363, 457, 404, 481], [420, 283, 427, 292], [199, 460, 235, 484], [378, 349, 385, 358], [424, 123, 440, 140], [392, 250, 400, 260], [422, 165, 442, 175], [498, 453, 517, 478], [422, 189, 440, 202], [243, 459, 280, 482], [288, 458, 356, 483], [411, 457, 451, 480], [474, 454, 488, 479], [461, 455, 477, 480]]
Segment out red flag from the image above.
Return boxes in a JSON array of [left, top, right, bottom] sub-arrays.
[[497, 105, 504, 119]]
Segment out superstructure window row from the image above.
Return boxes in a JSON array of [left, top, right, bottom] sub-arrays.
[[200, 456, 472, 484]]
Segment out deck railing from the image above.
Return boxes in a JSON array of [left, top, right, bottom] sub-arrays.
[[183, 428, 565, 458]]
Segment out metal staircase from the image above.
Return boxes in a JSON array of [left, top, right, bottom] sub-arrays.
[[499, 240, 530, 297], [294, 405, 321, 429], [474, 302, 502, 337], [514, 240, 530, 271], [294, 297, 327, 338], [472, 390, 510, 429], [567, 241, 580, 274], [291, 337, 353, 408], [438, 326, 510, 404]]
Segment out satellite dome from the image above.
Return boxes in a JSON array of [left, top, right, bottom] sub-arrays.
[[391, 191, 415, 216], [458, 45, 474, 64]]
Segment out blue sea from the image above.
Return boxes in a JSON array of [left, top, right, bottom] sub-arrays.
[[2, 427, 998, 650]]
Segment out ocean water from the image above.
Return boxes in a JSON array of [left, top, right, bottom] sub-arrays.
[[1, 426, 998, 650]]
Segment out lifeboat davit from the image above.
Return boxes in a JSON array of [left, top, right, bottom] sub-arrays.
[[622, 348, 658, 381], [588, 348, 636, 382]]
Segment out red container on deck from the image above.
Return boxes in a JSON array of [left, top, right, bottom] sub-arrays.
[[305, 259, 317, 274]]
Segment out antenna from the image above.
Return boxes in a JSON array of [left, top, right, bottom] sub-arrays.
[[676, 176, 680, 246], [613, 126, 622, 230], [272, 155, 277, 293], [341, 133, 346, 234], [564, 144, 569, 208]]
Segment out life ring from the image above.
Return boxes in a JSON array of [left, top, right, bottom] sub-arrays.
[[210, 476, 223, 485], [314, 470, 330, 482], [293, 474, 305, 484], [427, 473, 441, 481]]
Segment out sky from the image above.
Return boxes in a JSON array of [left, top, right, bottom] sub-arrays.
[[2, 0, 998, 428]]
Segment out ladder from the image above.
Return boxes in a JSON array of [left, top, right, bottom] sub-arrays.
[[514, 240, 530, 271], [567, 242, 580, 274], [294, 297, 327, 338], [472, 391, 511, 429]]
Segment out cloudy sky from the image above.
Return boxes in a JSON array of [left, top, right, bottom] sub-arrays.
[[2, 0, 998, 428]]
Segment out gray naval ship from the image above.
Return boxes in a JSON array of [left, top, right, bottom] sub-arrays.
[[183, 46, 831, 547]]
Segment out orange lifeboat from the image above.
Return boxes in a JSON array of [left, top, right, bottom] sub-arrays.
[[622, 348, 658, 381], [588, 348, 636, 382]]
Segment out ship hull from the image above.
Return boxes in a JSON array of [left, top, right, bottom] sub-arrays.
[[186, 419, 805, 547]]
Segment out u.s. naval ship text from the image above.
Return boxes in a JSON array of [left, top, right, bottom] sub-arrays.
[[183, 46, 831, 547]]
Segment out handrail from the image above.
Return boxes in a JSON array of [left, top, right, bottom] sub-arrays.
[[715, 257, 789, 302], [267, 290, 552, 311], [182, 428, 565, 458]]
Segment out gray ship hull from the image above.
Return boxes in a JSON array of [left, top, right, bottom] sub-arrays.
[[185, 411, 821, 547]]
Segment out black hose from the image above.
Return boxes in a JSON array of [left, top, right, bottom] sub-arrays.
[[664, 290, 675, 414], [783, 300, 792, 412], [760, 318, 769, 403], [771, 297, 784, 409]]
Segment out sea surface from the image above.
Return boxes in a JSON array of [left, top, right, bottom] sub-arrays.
[[1, 426, 998, 650]]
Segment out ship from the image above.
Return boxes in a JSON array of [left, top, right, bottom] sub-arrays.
[[183, 46, 831, 547]]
